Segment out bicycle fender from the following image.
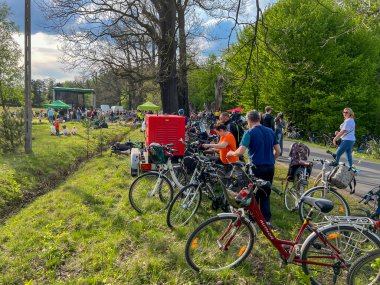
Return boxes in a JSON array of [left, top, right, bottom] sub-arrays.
[[300, 223, 380, 256], [216, 213, 258, 237]]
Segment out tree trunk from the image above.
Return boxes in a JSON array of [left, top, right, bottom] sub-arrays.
[[156, 1, 178, 114], [24, 0, 32, 153], [177, 0, 189, 116], [214, 76, 223, 112]]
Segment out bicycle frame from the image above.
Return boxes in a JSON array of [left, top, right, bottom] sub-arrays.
[[220, 196, 347, 268]]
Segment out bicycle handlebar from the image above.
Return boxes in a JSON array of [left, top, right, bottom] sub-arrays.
[[271, 185, 283, 196]]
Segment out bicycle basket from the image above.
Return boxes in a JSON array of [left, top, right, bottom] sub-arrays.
[[327, 165, 355, 189], [148, 143, 168, 164]]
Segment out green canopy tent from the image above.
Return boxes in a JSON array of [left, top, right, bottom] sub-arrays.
[[137, 101, 160, 111], [44, 100, 71, 109]]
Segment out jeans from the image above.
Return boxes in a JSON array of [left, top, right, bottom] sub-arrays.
[[251, 164, 275, 222], [336, 140, 355, 167], [275, 128, 283, 155]]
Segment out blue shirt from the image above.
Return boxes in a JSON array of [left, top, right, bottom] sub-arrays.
[[240, 125, 278, 165]]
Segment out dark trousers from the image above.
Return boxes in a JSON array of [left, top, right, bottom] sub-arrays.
[[251, 164, 275, 222]]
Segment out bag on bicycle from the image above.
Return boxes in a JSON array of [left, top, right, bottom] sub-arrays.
[[148, 143, 168, 164], [287, 142, 312, 180], [327, 165, 355, 189]]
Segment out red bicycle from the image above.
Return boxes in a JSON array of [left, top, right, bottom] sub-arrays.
[[185, 178, 380, 284]]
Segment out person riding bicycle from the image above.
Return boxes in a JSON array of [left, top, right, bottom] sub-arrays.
[[202, 122, 239, 165]]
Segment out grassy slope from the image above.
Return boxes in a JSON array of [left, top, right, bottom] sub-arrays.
[[0, 120, 129, 217], [0, 129, 365, 285]]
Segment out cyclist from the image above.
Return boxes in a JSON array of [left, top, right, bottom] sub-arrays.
[[227, 110, 280, 223], [202, 122, 239, 165]]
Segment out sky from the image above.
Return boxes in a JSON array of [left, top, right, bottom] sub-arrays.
[[4, 0, 276, 83]]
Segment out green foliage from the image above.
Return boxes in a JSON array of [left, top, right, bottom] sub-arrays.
[[188, 55, 222, 110], [0, 107, 24, 153], [221, 0, 380, 138]]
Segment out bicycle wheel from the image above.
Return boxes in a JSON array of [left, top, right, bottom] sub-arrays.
[[166, 183, 202, 228], [172, 164, 188, 188], [298, 186, 350, 224], [185, 215, 255, 271], [284, 168, 303, 212], [347, 249, 380, 285], [129, 172, 174, 214], [301, 224, 380, 285]]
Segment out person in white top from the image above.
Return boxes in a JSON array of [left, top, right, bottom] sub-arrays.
[[333, 107, 356, 167]]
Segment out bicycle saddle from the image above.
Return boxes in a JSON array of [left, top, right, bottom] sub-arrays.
[[301, 196, 334, 213], [297, 160, 313, 167]]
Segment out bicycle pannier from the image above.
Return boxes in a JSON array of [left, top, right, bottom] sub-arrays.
[[328, 165, 355, 189]]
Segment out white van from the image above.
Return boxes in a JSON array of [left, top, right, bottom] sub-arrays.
[[111, 106, 124, 112]]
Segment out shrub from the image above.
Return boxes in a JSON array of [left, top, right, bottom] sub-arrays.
[[0, 107, 24, 153]]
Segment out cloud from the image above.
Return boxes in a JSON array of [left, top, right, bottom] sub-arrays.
[[13, 32, 81, 82]]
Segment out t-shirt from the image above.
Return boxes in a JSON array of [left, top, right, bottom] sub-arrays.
[[240, 126, 278, 165], [340, 118, 355, 141], [219, 132, 239, 164], [261, 113, 275, 130]]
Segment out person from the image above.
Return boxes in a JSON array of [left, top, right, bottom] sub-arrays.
[[275, 112, 286, 156], [54, 119, 60, 136], [227, 110, 280, 223], [178, 108, 190, 127], [333, 107, 356, 167], [50, 124, 56, 135], [47, 108, 54, 123], [71, 126, 77, 135], [62, 125, 70, 136], [261, 106, 275, 130], [219, 112, 243, 146], [202, 122, 239, 165], [76, 108, 81, 122]]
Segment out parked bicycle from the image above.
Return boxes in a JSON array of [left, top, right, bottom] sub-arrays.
[[298, 155, 352, 224], [184, 179, 380, 284], [283, 142, 313, 211], [129, 143, 190, 214], [166, 159, 250, 228]]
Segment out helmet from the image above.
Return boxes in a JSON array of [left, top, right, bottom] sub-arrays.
[[178, 109, 184, 115]]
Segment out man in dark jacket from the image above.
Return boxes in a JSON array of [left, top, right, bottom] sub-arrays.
[[219, 112, 241, 146], [261, 106, 275, 130]]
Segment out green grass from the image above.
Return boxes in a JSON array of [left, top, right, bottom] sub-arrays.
[[0, 118, 130, 217], [0, 129, 371, 284]]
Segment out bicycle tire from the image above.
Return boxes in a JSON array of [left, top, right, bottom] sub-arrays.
[[185, 214, 255, 272], [347, 249, 380, 285], [129, 172, 174, 214], [166, 183, 202, 228], [301, 224, 380, 285], [298, 186, 350, 224]]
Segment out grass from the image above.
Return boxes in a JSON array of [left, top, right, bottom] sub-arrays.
[[0, 118, 130, 218], [0, 128, 371, 284]]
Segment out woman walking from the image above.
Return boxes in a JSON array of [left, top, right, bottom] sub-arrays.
[[333, 107, 356, 167], [275, 112, 286, 156]]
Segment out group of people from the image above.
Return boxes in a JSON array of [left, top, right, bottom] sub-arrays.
[[197, 105, 356, 227], [50, 119, 78, 136]]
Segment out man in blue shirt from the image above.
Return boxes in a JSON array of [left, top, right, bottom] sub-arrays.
[[227, 110, 280, 223]]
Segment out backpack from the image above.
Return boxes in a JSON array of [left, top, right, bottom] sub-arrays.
[[148, 143, 168, 164], [289, 142, 310, 166]]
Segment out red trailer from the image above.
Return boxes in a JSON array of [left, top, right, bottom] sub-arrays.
[[132, 114, 186, 175]]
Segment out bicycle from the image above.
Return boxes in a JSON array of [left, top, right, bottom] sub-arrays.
[[356, 186, 380, 220], [184, 179, 380, 284], [346, 249, 380, 285], [128, 143, 191, 214], [284, 162, 313, 212], [166, 158, 249, 228], [298, 155, 351, 224]]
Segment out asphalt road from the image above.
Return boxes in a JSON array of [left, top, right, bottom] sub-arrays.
[[276, 140, 380, 197]]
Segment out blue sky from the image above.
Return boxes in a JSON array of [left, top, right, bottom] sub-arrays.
[[4, 0, 276, 82]]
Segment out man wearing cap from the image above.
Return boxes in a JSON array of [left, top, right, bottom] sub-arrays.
[[227, 110, 280, 224], [261, 106, 275, 131]]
